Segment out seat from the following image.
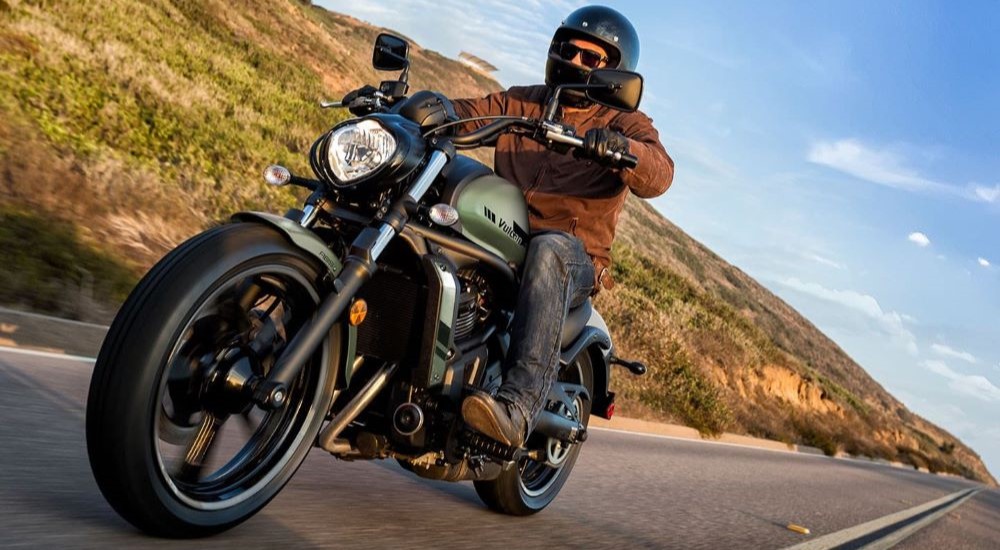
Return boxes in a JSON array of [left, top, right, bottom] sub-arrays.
[[560, 299, 593, 349]]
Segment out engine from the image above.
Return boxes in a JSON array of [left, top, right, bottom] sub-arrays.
[[454, 269, 494, 343]]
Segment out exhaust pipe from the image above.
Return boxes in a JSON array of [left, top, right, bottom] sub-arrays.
[[318, 362, 398, 453], [533, 409, 587, 444]]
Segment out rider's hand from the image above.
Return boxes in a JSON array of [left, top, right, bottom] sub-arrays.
[[341, 85, 378, 105], [580, 128, 630, 166], [341, 85, 379, 116]]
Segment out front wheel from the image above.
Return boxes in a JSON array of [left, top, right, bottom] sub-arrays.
[[473, 351, 594, 515], [86, 223, 342, 537]]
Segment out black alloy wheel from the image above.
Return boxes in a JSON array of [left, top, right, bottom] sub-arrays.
[[473, 351, 594, 515]]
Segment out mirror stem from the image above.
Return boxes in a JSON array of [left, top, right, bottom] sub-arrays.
[[544, 85, 565, 122]]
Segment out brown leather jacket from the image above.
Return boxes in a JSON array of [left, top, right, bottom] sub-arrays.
[[452, 85, 674, 291]]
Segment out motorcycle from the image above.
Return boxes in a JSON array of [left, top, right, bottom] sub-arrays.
[[86, 33, 648, 537]]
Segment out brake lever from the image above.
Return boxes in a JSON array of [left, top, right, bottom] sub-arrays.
[[320, 89, 390, 111]]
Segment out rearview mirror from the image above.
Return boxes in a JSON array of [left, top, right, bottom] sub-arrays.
[[585, 69, 643, 112], [372, 33, 409, 71]]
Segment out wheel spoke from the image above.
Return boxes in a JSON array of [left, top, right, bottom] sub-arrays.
[[236, 279, 264, 312], [176, 413, 227, 482], [216, 287, 252, 339]]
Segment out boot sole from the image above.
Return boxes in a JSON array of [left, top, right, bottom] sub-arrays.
[[461, 397, 519, 448]]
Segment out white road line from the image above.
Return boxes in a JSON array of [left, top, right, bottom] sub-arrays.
[[783, 487, 981, 550], [863, 488, 982, 549], [0, 346, 97, 364]]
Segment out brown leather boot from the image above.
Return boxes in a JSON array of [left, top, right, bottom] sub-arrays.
[[461, 392, 527, 448]]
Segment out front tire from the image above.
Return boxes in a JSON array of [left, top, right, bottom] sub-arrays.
[[86, 223, 341, 537], [473, 351, 594, 515]]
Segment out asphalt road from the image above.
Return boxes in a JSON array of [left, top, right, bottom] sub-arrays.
[[0, 347, 996, 549]]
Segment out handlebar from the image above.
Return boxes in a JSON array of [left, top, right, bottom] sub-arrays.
[[448, 117, 529, 146], [446, 117, 639, 170]]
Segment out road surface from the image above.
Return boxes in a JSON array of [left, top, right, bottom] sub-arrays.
[[0, 347, 996, 549]]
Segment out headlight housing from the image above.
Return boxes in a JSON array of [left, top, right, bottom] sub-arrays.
[[326, 119, 396, 183], [310, 115, 425, 189]]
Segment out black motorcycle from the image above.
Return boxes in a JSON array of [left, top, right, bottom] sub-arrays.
[[86, 33, 647, 536]]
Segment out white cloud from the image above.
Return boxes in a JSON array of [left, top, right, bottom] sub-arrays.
[[922, 360, 1000, 402], [778, 277, 918, 356], [978, 257, 991, 268], [807, 139, 952, 193], [806, 253, 846, 270], [907, 232, 931, 247], [808, 139, 997, 205], [931, 343, 978, 364], [973, 184, 1000, 203]]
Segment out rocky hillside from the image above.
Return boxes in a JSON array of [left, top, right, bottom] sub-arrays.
[[0, 0, 993, 484]]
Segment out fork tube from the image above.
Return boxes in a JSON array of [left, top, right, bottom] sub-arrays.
[[252, 151, 450, 409]]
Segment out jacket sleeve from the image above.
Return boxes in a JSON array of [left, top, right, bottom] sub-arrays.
[[615, 112, 675, 198], [451, 91, 509, 133]]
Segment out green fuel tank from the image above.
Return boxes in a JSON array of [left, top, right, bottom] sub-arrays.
[[441, 157, 529, 266]]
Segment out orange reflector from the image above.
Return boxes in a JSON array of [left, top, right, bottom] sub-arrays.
[[349, 300, 368, 326]]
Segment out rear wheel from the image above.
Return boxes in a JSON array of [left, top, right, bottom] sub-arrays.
[[473, 351, 594, 515], [86, 224, 342, 537]]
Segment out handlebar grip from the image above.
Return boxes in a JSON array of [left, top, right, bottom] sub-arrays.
[[618, 152, 639, 169], [602, 149, 639, 169]]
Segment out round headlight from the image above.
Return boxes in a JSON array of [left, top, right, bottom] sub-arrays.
[[326, 119, 397, 184]]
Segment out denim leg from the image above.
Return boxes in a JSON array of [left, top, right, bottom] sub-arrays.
[[497, 231, 594, 432]]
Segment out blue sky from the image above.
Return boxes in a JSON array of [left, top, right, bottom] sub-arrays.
[[316, 0, 1000, 476]]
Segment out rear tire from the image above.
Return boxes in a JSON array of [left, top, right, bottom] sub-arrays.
[[86, 223, 342, 537], [473, 351, 594, 515]]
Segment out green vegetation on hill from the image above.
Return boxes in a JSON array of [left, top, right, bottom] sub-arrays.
[[1, 0, 345, 222], [0, 205, 135, 318], [0, 0, 993, 484]]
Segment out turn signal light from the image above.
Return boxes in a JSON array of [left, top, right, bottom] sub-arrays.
[[263, 165, 291, 186], [429, 203, 460, 226], [349, 299, 368, 326]]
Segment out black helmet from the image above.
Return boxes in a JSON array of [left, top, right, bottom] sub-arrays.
[[545, 5, 640, 105]]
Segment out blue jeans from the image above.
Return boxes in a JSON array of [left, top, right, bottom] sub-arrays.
[[497, 231, 595, 432]]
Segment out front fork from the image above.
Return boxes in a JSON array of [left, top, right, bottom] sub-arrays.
[[251, 148, 451, 409]]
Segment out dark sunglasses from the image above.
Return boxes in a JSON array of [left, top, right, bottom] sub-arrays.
[[552, 41, 609, 69]]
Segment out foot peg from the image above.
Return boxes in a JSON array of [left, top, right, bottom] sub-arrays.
[[610, 355, 647, 376], [462, 430, 518, 462]]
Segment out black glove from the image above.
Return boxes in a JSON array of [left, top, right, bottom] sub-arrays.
[[341, 84, 378, 105], [580, 128, 630, 166], [341, 85, 378, 116]]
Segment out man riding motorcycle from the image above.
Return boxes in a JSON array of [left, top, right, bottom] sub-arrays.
[[453, 5, 675, 448]]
